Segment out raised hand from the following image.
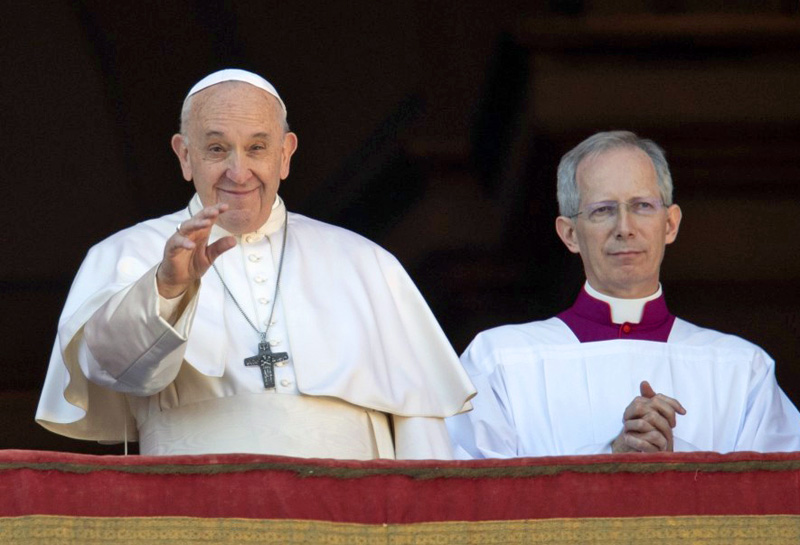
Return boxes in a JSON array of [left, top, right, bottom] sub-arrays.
[[156, 203, 237, 299], [611, 380, 687, 453]]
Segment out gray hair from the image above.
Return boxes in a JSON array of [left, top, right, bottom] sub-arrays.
[[556, 131, 674, 217], [178, 86, 290, 139]]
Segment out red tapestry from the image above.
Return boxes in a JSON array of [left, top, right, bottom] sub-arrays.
[[2, 449, 800, 544]]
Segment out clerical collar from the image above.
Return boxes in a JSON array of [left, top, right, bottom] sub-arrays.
[[584, 282, 662, 324], [557, 284, 675, 343], [190, 193, 286, 242]]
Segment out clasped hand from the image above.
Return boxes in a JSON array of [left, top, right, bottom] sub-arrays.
[[611, 380, 686, 453], [156, 204, 237, 299]]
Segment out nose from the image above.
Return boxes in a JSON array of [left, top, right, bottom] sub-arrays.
[[225, 151, 253, 184], [614, 205, 636, 239]]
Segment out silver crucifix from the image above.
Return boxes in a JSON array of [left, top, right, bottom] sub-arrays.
[[244, 341, 289, 389]]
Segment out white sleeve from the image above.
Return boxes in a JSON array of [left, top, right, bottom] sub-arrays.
[[81, 265, 200, 396], [735, 351, 800, 452], [445, 339, 519, 459]]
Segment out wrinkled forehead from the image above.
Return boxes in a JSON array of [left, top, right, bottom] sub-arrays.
[[576, 146, 658, 200], [188, 82, 284, 131]]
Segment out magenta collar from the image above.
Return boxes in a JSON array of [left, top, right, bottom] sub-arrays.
[[557, 288, 675, 343]]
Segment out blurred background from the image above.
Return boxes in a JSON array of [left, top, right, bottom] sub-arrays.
[[3, 0, 800, 453]]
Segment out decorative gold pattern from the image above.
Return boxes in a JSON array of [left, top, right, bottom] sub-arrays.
[[2, 515, 799, 544]]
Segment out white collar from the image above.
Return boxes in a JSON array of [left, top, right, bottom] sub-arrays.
[[584, 281, 662, 324]]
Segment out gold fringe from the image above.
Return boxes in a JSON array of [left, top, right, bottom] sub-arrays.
[[2, 515, 799, 544]]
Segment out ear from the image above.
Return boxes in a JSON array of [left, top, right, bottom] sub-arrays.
[[555, 216, 581, 254], [279, 132, 298, 180], [664, 204, 682, 245], [171, 134, 193, 182]]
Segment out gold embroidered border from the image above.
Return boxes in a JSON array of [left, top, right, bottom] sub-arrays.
[[2, 515, 799, 544]]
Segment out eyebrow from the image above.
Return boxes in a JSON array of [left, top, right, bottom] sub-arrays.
[[587, 196, 658, 205], [203, 131, 272, 140]]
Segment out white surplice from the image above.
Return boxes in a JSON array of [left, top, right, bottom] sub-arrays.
[[37, 195, 475, 459], [447, 317, 800, 458]]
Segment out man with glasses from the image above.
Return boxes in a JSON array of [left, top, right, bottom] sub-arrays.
[[447, 130, 800, 457]]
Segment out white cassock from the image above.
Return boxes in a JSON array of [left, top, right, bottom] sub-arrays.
[[37, 195, 475, 459], [447, 316, 800, 458]]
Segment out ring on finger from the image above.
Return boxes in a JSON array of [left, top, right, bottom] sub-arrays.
[[176, 223, 184, 235]]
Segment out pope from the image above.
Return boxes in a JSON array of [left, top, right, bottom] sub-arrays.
[[37, 68, 475, 459]]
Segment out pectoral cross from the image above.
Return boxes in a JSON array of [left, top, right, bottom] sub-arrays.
[[244, 340, 289, 389]]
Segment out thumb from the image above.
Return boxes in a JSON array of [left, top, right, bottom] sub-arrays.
[[640, 380, 657, 398], [206, 235, 237, 264]]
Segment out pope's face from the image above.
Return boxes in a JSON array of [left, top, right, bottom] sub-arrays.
[[171, 82, 298, 235], [556, 146, 682, 298]]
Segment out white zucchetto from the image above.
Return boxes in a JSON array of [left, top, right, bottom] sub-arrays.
[[186, 68, 287, 114]]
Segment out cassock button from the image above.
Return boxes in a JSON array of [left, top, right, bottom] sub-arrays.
[[269, 339, 281, 346], [275, 360, 286, 367], [280, 379, 291, 387], [254, 276, 267, 284], [244, 235, 255, 243], [622, 324, 632, 334], [248, 254, 261, 263], [258, 298, 270, 305]]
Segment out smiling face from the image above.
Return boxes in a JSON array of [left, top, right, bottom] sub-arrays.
[[171, 82, 298, 235], [555, 146, 682, 298]]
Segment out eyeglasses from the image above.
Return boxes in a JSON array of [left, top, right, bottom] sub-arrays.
[[569, 197, 666, 223]]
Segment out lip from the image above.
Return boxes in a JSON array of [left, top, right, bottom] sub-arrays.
[[608, 250, 644, 257], [218, 187, 259, 196]]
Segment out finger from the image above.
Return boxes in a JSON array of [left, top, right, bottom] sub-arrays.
[[634, 430, 669, 452], [623, 395, 659, 420], [623, 431, 664, 453], [623, 397, 675, 438], [626, 390, 686, 425], [624, 418, 656, 434], [165, 233, 197, 255], [178, 219, 212, 234], [647, 395, 686, 426], [206, 236, 237, 263], [176, 203, 229, 236], [655, 393, 687, 416], [640, 381, 686, 417], [639, 410, 675, 440], [175, 218, 216, 242], [623, 384, 684, 426], [623, 419, 671, 449], [640, 380, 657, 398], [196, 203, 229, 220]]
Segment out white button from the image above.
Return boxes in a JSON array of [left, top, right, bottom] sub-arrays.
[[248, 254, 261, 263], [269, 339, 281, 346], [244, 235, 255, 243], [258, 298, 270, 305], [254, 276, 267, 284], [275, 360, 286, 367], [280, 379, 291, 387]]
